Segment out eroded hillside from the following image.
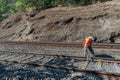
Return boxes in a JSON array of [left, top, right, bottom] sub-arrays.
[[0, 1, 120, 43]]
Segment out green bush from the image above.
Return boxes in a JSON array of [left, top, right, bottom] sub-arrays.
[[0, 0, 112, 21]]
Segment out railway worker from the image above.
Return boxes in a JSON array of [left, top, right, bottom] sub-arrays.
[[83, 36, 97, 58]]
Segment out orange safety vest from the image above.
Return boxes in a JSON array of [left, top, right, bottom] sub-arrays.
[[83, 36, 93, 48]]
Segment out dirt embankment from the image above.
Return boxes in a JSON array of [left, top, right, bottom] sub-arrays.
[[0, 1, 120, 43]]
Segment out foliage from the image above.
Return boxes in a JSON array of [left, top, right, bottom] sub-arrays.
[[0, 0, 16, 21], [0, 0, 112, 21]]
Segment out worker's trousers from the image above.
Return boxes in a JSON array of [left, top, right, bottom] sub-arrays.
[[84, 46, 95, 58]]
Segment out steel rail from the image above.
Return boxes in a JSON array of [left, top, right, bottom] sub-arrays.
[[0, 59, 119, 78], [0, 41, 120, 49], [1, 51, 120, 63]]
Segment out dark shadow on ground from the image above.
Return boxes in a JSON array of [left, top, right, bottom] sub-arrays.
[[71, 72, 103, 80], [95, 54, 114, 59]]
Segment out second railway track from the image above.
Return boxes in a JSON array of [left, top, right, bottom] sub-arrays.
[[0, 51, 119, 79]]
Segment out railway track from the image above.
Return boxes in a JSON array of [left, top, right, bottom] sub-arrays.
[[0, 41, 120, 49], [0, 51, 119, 79], [0, 41, 120, 60], [0, 41, 120, 79], [0, 41, 120, 59]]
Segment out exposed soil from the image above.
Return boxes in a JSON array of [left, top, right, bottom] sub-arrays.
[[0, 1, 120, 43]]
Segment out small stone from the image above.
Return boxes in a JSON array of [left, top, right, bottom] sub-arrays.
[[71, 72, 84, 78]]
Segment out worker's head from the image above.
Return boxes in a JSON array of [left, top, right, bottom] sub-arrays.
[[93, 36, 97, 42]]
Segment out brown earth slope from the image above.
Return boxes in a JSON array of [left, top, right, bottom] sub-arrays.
[[0, 1, 120, 43]]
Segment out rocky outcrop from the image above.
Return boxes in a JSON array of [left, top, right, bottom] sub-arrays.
[[0, 1, 120, 43]]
